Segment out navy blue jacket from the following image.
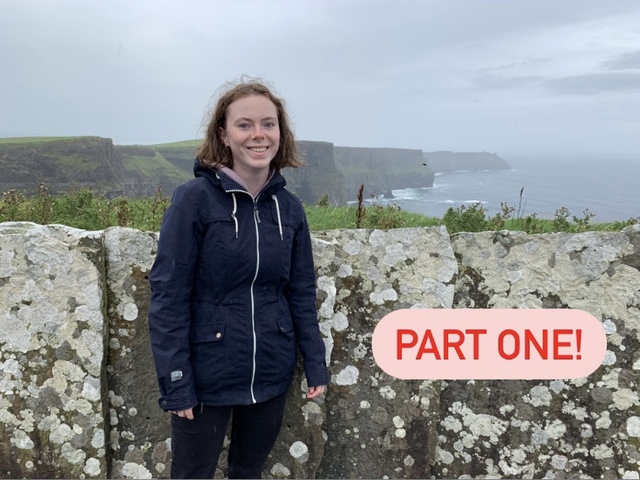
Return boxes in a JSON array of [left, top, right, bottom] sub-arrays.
[[149, 162, 328, 411]]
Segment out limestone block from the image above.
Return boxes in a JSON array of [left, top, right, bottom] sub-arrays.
[[103, 227, 167, 479], [0, 222, 108, 479], [438, 226, 640, 479], [309, 227, 457, 479]]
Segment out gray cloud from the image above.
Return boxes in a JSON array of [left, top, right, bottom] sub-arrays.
[[601, 51, 640, 71], [545, 72, 640, 95], [472, 74, 546, 91]]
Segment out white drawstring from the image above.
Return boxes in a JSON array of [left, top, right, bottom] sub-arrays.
[[272, 194, 283, 241], [231, 193, 238, 238]]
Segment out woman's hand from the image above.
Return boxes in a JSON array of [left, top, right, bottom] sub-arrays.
[[306, 385, 326, 399], [170, 408, 194, 420]]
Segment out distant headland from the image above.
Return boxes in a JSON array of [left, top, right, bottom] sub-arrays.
[[0, 136, 511, 205]]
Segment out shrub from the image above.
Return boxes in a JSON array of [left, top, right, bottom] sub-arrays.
[[552, 206, 572, 232], [26, 183, 54, 225], [362, 203, 405, 230], [0, 190, 27, 222], [442, 203, 489, 233]]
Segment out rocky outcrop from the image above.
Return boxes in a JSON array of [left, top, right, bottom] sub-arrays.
[[282, 141, 346, 205], [424, 151, 511, 173], [0, 138, 191, 198], [1, 222, 640, 478], [334, 146, 435, 200], [0, 137, 126, 195]]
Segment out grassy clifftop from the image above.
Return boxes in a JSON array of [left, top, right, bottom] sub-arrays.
[[0, 136, 193, 196]]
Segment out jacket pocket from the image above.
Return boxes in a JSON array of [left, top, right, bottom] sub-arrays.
[[260, 315, 296, 377], [276, 314, 294, 335], [190, 323, 227, 389], [190, 323, 226, 343]]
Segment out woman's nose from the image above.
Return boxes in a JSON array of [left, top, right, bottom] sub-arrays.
[[252, 127, 265, 140]]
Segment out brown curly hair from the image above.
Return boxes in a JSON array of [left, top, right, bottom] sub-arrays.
[[196, 78, 304, 170]]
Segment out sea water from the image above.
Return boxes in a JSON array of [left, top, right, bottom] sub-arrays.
[[366, 153, 640, 223]]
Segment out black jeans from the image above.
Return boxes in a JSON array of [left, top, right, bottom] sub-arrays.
[[170, 390, 288, 479]]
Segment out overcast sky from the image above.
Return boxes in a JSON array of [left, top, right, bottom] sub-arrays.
[[2, 0, 639, 155]]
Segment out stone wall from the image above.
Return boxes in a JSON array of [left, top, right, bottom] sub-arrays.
[[1, 221, 639, 479]]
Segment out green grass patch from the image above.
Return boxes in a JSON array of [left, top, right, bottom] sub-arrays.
[[0, 136, 88, 144], [122, 152, 192, 182]]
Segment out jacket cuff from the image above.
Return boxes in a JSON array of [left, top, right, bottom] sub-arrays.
[[158, 389, 198, 412], [304, 359, 330, 387]]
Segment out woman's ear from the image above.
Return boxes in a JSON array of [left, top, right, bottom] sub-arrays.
[[218, 126, 228, 146]]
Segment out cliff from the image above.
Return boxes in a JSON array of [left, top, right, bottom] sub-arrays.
[[424, 150, 511, 173], [0, 136, 126, 195], [0, 137, 192, 197], [0, 137, 346, 204], [282, 141, 346, 205], [334, 146, 435, 200], [1, 221, 639, 479], [1, 137, 509, 204]]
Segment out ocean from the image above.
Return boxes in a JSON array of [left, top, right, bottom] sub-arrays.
[[368, 153, 640, 224]]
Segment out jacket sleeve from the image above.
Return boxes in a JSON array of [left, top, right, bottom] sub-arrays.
[[286, 209, 329, 388], [148, 185, 201, 411]]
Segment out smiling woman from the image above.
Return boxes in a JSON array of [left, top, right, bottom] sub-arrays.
[[218, 94, 281, 195], [148, 78, 328, 479]]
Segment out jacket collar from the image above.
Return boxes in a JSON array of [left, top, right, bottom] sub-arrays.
[[193, 160, 286, 197]]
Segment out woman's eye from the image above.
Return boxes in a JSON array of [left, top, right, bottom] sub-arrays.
[[264, 122, 277, 129], [238, 123, 251, 129]]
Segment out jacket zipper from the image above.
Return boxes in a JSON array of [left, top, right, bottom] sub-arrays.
[[249, 195, 260, 403], [227, 189, 260, 404]]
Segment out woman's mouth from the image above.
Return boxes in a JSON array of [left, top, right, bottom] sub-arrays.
[[248, 147, 268, 153]]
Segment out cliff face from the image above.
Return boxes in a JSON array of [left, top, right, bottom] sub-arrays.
[[424, 151, 511, 173], [1, 222, 639, 478], [0, 137, 192, 197], [334, 146, 435, 200], [113, 145, 192, 196], [0, 137, 126, 194], [1, 137, 509, 204], [282, 141, 346, 205], [0, 137, 346, 203]]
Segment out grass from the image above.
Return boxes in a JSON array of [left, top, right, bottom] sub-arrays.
[[0, 136, 88, 144], [123, 152, 186, 177]]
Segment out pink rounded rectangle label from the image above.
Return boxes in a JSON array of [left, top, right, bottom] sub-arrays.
[[372, 309, 607, 379]]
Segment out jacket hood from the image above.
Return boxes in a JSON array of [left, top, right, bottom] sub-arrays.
[[192, 160, 286, 196]]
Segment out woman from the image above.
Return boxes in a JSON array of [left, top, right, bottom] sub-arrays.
[[148, 79, 328, 479]]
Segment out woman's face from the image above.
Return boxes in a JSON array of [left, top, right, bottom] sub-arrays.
[[219, 94, 280, 178]]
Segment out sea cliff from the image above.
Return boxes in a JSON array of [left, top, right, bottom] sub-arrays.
[[0, 137, 511, 205]]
